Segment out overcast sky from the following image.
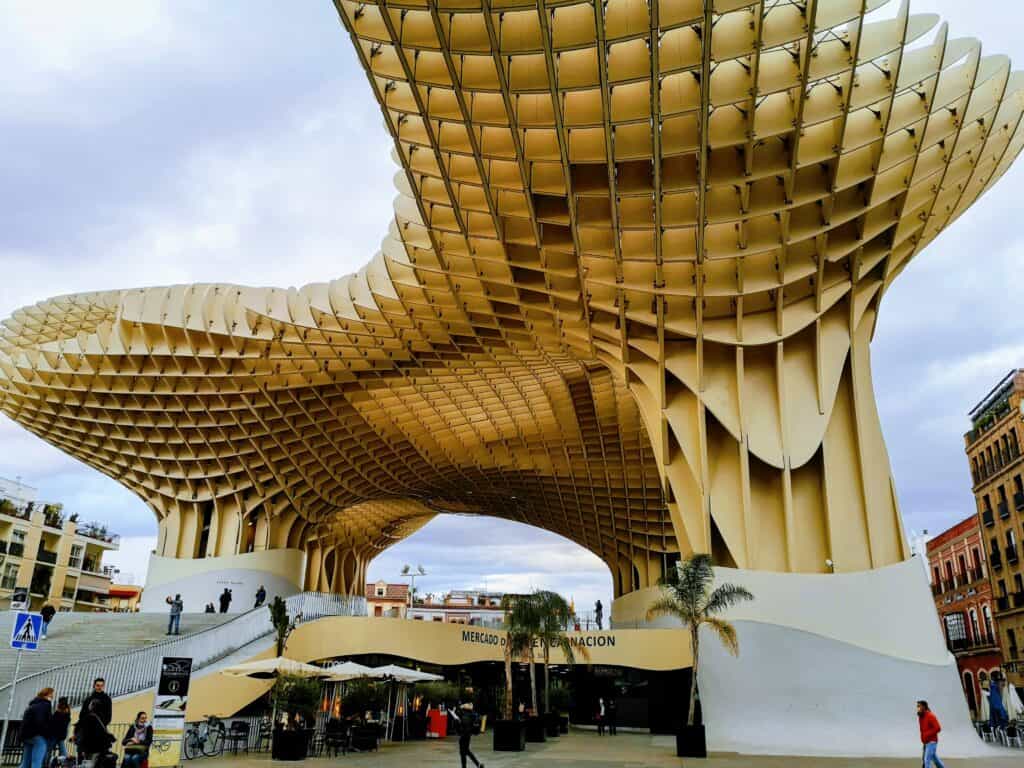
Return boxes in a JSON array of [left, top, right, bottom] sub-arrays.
[[2, 1, 1023, 608]]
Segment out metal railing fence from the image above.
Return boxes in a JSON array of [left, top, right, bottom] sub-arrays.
[[0, 593, 364, 718]]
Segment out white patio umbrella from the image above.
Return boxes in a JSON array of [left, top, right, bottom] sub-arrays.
[[222, 657, 330, 729], [324, 661, 381, 682], [372, 664, 443, 683], [222, 657, 329, 679], [1006, 683, 1024, 721]]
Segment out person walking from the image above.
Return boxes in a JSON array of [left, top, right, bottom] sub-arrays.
[[450, 703, 484, 768], [254, 585, 267, 609], [594, 600, 603, 630], [218, 588, 232, 613], [79, 678, 113, 727], [47, 696, 72, 763], [596, 697, 606, 735], [39, 604, 56, 640], [120, 712, 153, 768], [165, 594, 183, 635], [917, 700, 945, 768], [19, 688, 53, 768], [606, 697, 617, 736]]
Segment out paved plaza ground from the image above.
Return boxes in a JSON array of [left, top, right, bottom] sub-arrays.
[[206, 730, 1022, 767]]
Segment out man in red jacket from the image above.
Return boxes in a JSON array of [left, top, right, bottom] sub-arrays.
[[917, 700, 945, 768]]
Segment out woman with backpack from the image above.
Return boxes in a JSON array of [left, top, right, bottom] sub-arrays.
[[120, 712, 153, 768], [47, 697, 72, 763]]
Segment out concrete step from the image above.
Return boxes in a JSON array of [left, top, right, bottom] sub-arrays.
[[0, 612, 234, 685]]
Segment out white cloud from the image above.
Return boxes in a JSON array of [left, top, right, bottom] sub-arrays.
[[103, 535, 158, 587]]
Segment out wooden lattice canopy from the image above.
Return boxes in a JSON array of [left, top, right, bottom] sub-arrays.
[[2, 0, 1023, 595]]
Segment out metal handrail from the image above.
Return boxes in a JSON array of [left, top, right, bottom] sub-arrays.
[[0, 592, 365, 717]]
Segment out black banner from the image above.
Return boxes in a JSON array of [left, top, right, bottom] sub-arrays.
[[157, 657, 193, 697]]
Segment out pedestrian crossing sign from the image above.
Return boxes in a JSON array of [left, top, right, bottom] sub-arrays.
[[10, 612, 42, 651]]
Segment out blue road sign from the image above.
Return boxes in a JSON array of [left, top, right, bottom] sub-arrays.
[[10, 612, 42, 651]]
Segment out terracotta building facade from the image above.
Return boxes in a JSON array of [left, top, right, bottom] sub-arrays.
[[927, 516, 1002, 717], [965, 370, 1024, 689]]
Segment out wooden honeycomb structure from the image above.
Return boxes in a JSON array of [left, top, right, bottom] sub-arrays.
[[2, 0, 1023, 595]]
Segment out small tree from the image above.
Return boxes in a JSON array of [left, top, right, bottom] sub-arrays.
[[269, 596, 299, 656], [499, 594, 533, 720], [506, 593, 543, 713], [646, 554, 753, 727], [273, 675, 321, 723], [533, 590, 589, 713]]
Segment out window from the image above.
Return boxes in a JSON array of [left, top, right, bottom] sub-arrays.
[[970, 609, 981, 639], [991, 536, 1000, 556], [958, 555, 968, 582], [11, 529, 25, 545], [973, 547, 983, 573], [945, 562, 954, 583], [999, 579, 1008, 597], [1016, 574, 1024, 594], [983, 605, 994, 636], [973, 458, 981, 482], [944, 613, 967, 642], [1000, 487, 1008, 503], [1008, 529, 1018, 551], [984, 495, 993, 513], [1, 563, 18, 590], [1012, 428, 1020, 454], [933, 566, 941, 585], [376, 585, 385, 597], [68, 544, 84, 570], [1009, 628, 1018, 652]]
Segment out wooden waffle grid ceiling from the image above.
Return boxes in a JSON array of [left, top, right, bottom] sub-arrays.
[[2, 0, 1023, 595]]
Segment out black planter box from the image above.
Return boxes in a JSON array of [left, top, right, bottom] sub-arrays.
[[271, 729, 310, 761], [493, 719, 526, 751], [544, 711, 561, 738], [559, 714, 569, 734], [351, 725, 380, 752], [525, 715, 547, 743], [676, 724, 706, 758]]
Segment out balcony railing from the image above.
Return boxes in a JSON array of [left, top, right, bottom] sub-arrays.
[[999, 501, 1011, 519], [7, 542, 24, 558], [1016, 491, 1024, 510], [75, 523, 120, 546], [947, 634, 998, 653], [1007, 546, 1020, 565], [983, 509, 995, 527], [36, 549, 58, 565]]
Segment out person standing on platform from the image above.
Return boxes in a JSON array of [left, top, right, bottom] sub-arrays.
[[449, 703, 484, 768], [19, 688, 53, 768], [79, 679, 112, 728], [165, 594, 183, 635], [594, 600, 603, 630], [606, 697, 617, 735], [917, 700, 945, 768], [596, 697, 605, 735], [39, 604, 56, 640], [218, 587, 232, 613], [254, 585, 267, 608]]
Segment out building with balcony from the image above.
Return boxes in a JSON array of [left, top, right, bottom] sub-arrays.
[[0, 476, 121, 612], [965, 370, 1024, 690], [408, 589, 508, 628], [926, 515, 1002, 717], [365, 580, 409, 618]]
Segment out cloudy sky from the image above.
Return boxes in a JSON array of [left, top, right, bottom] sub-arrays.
[[2, 1, 1023, 607]]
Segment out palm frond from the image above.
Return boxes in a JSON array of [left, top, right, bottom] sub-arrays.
[[704, 617, 740, 656], [703, 583, 754, 616], [645, 594, 693, 626], [554, 635, 590, 666]]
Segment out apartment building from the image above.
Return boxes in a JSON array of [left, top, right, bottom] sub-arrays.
[[0, 476, 121, 611], [408, 589, 507, 627], [965, 370, 1024, 688], [927, 515, 1002, 717]]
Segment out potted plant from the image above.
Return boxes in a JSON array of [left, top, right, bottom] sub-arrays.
[[647, 553, 753, 758], [532, 590, 589, 737], [493, 595, 531, 751], [271, 675, 321, 760], [505, 594, 547, 743], [548, 686, 571, 734]]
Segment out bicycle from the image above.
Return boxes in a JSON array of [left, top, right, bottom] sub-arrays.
[[182, 716, 225, 759]]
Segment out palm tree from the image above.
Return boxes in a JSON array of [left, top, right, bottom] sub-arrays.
[[646, 554, 753, 727], [507, 594, 543, 713], [499, 594, 534, 720], [533, 590, 589, 713]]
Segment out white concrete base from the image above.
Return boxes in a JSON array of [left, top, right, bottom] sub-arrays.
[[615, 559, 998, 758], [140, 549, 305, 613]]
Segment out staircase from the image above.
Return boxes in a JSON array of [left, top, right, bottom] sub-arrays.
[[0, 593, 365, 716], [0, 612, 231, 687]]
